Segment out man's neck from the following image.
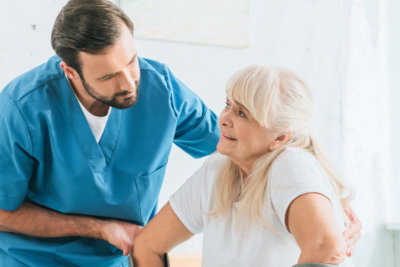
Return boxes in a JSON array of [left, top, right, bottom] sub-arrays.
[[68, 78, 110, 117]]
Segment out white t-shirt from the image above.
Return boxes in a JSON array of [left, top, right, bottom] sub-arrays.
[[169, 148, 354, 267], [76, 97, 111, 143]]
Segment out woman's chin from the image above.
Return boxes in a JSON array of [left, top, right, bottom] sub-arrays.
[[216, 146, 232, 158], [216, 143, 226, 154]]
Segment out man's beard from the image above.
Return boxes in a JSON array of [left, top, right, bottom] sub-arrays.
[[81, 77, 140, 109]]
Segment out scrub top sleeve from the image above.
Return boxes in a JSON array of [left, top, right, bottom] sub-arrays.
[[162, 65, 219, 158], [0, 93, 35, 211]]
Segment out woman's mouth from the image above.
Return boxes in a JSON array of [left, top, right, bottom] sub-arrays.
[[222, 133, 237, 141]]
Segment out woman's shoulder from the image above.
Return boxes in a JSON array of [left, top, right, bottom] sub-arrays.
[[186, 153, 227, 190], [203, 153, 227, 173], [280, 146, 316, 159], [269, 147, 326, 185], [274, 147, 320, 170]]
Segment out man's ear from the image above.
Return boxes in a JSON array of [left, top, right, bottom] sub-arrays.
[[269, 132, 292, 151], [60, 61, 80, 80]]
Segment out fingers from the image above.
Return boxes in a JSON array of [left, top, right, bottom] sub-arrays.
[[342, 202, 351, 216], [344, 205, 362, 230], [101, 220, 141, 256], [345, 219, 362, 241], [125, 225, 142, 255], [123, 246, 130, 256], [341, 203, 362, 257], [346, 226, 361, 256], [343, 204, 356, 223], [343, 223, 362, 257], [115, 233, 133, 256]]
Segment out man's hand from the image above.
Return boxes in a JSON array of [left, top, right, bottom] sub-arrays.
[[342, 203, 361, 257], [0, 202, 143, 256], [101, 220, 142, 256]]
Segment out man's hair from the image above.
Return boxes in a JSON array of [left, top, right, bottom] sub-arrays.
[[51, 0, 134, 76]]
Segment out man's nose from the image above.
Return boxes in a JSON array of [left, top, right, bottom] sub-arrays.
[[120, 69, 136, 91]]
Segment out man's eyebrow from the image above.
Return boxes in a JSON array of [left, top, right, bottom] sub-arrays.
[[97, 54, 137, 80], [128, 54, 137, 64]]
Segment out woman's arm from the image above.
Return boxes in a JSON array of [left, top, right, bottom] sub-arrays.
[[286, 193, 346, 264], [132, 202, 194, 267]]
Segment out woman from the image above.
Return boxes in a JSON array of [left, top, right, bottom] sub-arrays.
[[133, 66, 355, 267]]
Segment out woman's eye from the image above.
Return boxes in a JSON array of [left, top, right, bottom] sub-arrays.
[[237, 110, 247, 118], [225, 101, 231, 108]]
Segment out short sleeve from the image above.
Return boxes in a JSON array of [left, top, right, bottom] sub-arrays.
[[169, 163, 208, 234], [268, 150, 335, 231], [0, 93, 35, 211], [163, 65, 220, 158]]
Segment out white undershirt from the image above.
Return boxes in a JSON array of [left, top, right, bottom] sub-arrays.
[[66, 76, 111, 143], [76, 99, 111, 143]]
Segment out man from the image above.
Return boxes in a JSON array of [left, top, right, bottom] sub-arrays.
[[0, 0, 219, 266], [0, 0, 360, 266]]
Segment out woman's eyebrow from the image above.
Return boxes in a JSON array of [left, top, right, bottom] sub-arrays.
[[234, 101, 250, 113]]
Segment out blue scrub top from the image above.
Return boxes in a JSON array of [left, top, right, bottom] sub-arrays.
[[0, 56, 220, 266]]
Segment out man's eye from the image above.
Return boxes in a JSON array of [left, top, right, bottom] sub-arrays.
[[101, 76, 112, 80]]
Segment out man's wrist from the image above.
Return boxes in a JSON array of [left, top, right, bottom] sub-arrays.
[[88, 218, 107, 240], [68, 215, 105, 240]]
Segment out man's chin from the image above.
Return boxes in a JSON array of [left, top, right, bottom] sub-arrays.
[[109, 98, 137, 109]]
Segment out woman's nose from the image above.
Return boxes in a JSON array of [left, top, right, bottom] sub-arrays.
[[220, 109, 233, 127]]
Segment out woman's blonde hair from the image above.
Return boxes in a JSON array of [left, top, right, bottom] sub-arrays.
[[210, 65, 352, 229]]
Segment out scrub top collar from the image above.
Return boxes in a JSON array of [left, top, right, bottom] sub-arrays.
[[59, 74, 123, 170]]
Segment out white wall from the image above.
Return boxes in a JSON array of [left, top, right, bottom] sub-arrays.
[[1, 0, 399, 266], [388, 0, 400, 223]]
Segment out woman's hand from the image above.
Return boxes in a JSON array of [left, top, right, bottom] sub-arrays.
[[342, 203, 362, 257]]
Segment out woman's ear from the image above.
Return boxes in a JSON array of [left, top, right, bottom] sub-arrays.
[[60, 61, 80, 80], [269, 132, 292, 151]]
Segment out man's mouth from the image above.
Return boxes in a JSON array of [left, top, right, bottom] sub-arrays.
[[117, 91, 134, 98]]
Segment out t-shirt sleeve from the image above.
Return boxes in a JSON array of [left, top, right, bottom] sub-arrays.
[[0, 93, 35, 211], [268, 151, 335, 231], [169, 161, 209, 234], [163, 65, 220, 158]]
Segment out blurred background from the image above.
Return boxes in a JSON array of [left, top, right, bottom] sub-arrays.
[[0, 0, 399, 266]]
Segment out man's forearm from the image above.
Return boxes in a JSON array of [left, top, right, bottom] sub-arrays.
[[0, 201, 103, 239], [0, 225, 9, 232]]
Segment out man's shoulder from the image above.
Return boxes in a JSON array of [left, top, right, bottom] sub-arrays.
[[2, 55, 64, 102], [138, 57, 179, 94], [138, 57, 166, 74]]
